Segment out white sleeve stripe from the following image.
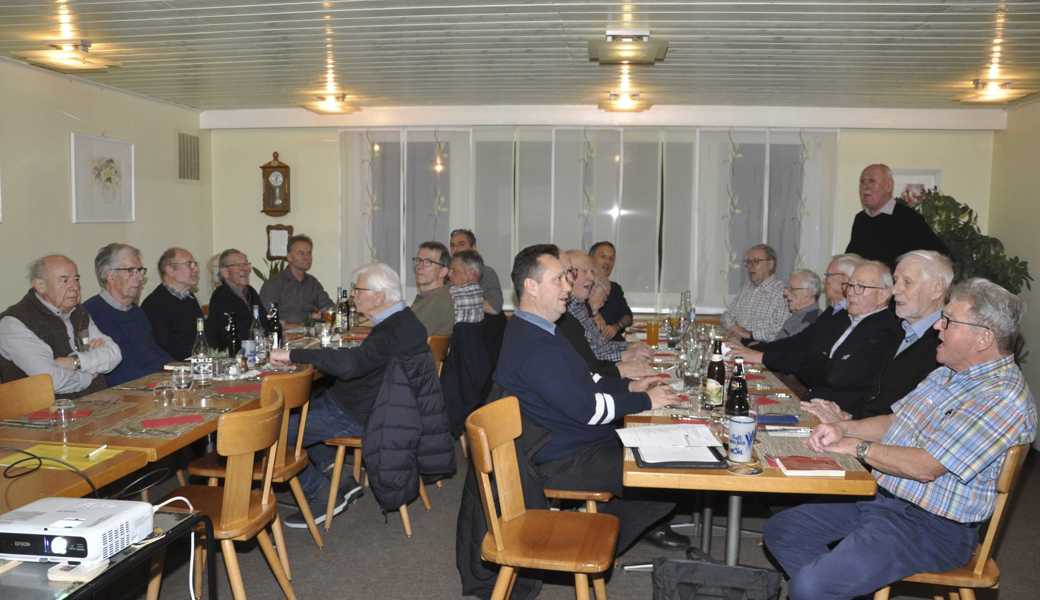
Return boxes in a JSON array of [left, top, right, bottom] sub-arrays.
[[591, 372, 602, 383], [589, 393, 606, 425], [603, 393, 615, 424]]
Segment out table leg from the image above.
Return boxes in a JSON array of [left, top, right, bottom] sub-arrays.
[[725, 494, 742, 566], [202, 516, 219, 599], [700, 503, 713, 554]]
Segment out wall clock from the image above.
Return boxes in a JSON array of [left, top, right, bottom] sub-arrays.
[[260, 152, 290, 216]]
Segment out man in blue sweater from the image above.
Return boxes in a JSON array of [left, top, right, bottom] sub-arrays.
[[495, 244, 688, 552], [84, 243, 172, 386]]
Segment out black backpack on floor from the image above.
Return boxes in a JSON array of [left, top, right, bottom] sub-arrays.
[[651, 552, 782, 600]]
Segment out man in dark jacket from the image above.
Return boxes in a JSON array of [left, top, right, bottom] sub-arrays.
[[269, 262, 429, 527], [803, 250, 951, 422]]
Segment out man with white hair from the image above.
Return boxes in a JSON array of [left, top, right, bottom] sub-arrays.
[[776, 269, 822, 340], [269, 262, 431, 527], [765, 278, 1036, 600], [845, 163, 948, 269], [0, 254, 121, 397], [84, 243, 172, 386], [722, 243, 790, 342]]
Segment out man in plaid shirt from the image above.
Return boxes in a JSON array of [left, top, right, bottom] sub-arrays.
[[764, 278, 1037, 600], [721, 244, 790, 342], [448, 250, 485, 324]]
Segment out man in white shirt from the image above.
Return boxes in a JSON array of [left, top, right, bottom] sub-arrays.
[[0, 255, 121, 398]]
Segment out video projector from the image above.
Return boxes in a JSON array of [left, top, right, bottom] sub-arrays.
[[0, 497, 153, 563]]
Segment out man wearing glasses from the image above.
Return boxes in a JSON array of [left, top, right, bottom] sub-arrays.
[[410, 241, 454, 336], [777, 269, 823, 340], [722, 244, 790, 342], [0, 254, 120, 398], [142, 247, 205, 360], [84, 243, 172, 386], [765, 278, 1036, 600], [205, 248, 268, 350]]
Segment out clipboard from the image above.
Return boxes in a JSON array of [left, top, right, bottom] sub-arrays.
[[632, 445, 728, 469]]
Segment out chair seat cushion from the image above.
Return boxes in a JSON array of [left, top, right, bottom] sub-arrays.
[[164, 484, 278, 541], [480, 509, 619, 573], [903, 558, 999, 589], [187, 450, 308, 483]]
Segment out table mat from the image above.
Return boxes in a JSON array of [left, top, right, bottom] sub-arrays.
[[758, 434, 866, 472], [213, 383, 262, 394], [0, 443, 125, 471], [99, 407, 221, 439], [0, 398, 133, 432]]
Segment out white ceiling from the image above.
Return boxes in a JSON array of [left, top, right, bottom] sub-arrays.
[[1, 1, 1037, 111]]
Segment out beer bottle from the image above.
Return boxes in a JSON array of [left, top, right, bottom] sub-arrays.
[[190, 317, 213, 383], [705, 353, 726, 407], [725, 356, 750, 417], [224, 312, 241, 358], [268, 303, 284, 349]]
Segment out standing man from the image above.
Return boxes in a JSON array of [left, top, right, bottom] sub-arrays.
[[722, 244, 790, 342], [449, 229, 503, 314], [764, 278, 1036, 600], [0, 255, 121, 398], [142, 247, 204, 360], [84, 243, 173, 386], [411, 241, 454, 337], [845, 163, 949, 268], [260, 234, 334, 324], [206, 249, 268, 350], [588, 241, 632, 341]]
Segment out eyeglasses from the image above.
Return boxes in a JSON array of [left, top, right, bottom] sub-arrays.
[[784, 286, 811, 292], [412, 257, 445, 268], [939, 312, 991, 332], [823, 272, 846, 279], [170, 260, 198, 269], [350, 286, 374, 296], [744, 258, 773, 266], [224, 262, 251, 269], [112, 267, 147, 277], [842, 281, 886, 295]]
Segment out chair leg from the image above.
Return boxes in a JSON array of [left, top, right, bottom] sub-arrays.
[[140, 488, 150, 503], [176, 468, 188, 486], [418, 479, 432, 511], [288, 476, 324, 548], [873, 587, 891, 600], [352, 447, 363, 485], [257, 529, 297, 600], [220, 539, 248, 600], [326, 445, 347, 532], [585, 500, 598, 513], [490, 566, 515, 600], [270, 512, 292, 580], [575, 573, 591, 600], [145, 549, 164, 600], [505, 568, 518, 598], [956, 591, 973, 600], [460, 434, 469, 458], [193, 535, 206, 599], [399, 504, 413, 537], [592, 575, 607, 600], [207, 477, 219, 487]]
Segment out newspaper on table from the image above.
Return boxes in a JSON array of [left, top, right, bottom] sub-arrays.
[[617, 424, 723, 465]]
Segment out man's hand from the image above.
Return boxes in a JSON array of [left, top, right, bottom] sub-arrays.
[[817, 436, 859, 457], [87, 338, 106, 350], [54, 356, 77, 370], [617, 359, 656, 379], [646, 384, 679, 409], [628, 374, 670, 393], [806, 423, 846, 453], [483, 301, 496, 315], [602, 323, 620, 339], [269, 349, 292, 365], [621, 342, 653, 361], [728, 324, 751, 339], [734, 349, 763, 364], [801, 399, 851, 424], [593, 313, 608, 330]]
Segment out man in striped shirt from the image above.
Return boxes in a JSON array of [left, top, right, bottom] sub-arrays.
[[763, 278, 1037, 600]]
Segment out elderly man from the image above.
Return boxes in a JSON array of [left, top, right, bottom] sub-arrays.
[[739, 261, 902, 414], [722, 244, 790, 342], [447, 250, 485, 325], [411, 241, 454, 336], [206, 249, 268, 350], [764, 278, 1036, 600], [142, 247, 204, 360], [269, 263, 434, 527], [496, 244, 687, 552], [777, 269, 821, 339], [588, 241, 633, 341], [561, 250, 651, 364], [0, 255, 121, 398], [259, 234, 334, 324], [450, 229, 503, 314], [83, 243, 173, 385], [805, 250, 952, 422], [845, 163, 949, 268]]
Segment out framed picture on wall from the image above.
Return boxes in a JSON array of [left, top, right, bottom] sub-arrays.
[[71, 132, 135, 223], [891, 168, 942, 204], [267, 224, 294, 260]]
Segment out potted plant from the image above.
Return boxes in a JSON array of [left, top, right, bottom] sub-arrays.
[[252, 258, 287, 283]]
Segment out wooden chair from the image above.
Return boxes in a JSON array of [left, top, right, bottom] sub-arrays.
[[873, 443, 1030, 600], [544, 488, 613, 513], [157, 390, 295, 600], [467, 396, 619, 600], [428, 334, 450, 376], [0, 374, 54, 418], [188, 367, 322, 569], [323, 436, 431, 537]]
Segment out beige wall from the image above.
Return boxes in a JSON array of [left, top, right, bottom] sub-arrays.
[[834, 129, 994, 253], [989, 99, 1040, 391], [0, 59, 211, 309], [209, 129, 343, 303]]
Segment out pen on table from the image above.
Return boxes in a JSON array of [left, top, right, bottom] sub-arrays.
[[86, 444, 108, 460]]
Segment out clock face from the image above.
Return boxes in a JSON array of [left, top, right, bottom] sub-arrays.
[[268, 171, 284, 187]]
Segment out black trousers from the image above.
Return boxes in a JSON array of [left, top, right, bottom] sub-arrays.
[[537, 436, 675, 554]]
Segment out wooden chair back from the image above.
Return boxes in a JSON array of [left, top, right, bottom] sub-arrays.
[[428, 335, 450, 375], [260, 367, 313, 471], [0, 375, 55, 419], [216, 389, 284, 530], [465, 396, 526, 553], [968, 443, 1029, 576]]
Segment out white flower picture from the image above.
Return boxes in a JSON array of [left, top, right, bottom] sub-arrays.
[[72, 133, 135, 223]]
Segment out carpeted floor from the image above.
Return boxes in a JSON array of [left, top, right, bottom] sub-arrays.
[[127, 448, 1039, 600]]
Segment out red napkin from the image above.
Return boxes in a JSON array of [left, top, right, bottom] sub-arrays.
[[754, 396, 780, 405], [140, 414, 204, 429], [746, 374, 766, 381], [27, 409, 93, 421], [764, 455, 780, 468], [214, 383, 262, 394]]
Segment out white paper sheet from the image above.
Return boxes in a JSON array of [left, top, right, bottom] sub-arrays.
[[616, 424, 720, 448]]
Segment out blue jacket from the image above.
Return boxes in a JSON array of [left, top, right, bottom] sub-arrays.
[[84, 295, 172, 386]]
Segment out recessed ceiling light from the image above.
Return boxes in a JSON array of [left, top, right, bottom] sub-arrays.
[[598, 91, 652, 112], [14, 40, 119, 73], [303, 94, 359, 114], [589, 28, 667, 65], [957, 79, 1036, 104]]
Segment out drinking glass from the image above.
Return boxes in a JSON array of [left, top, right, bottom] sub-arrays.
[[75, 328, 90, 352], [645, 319, 660, 346], [51, 398, 75, 429], [171, 367, 193, 390]]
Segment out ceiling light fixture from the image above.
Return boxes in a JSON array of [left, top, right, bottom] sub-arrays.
[[957, 79, 1035, 104], [589, 28, 667, 65], [303, 94, 359, 114], [598, 91, 652, 112], [15, 40, 119, 73]]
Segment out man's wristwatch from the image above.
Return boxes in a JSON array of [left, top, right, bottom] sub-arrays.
[[70, 354, 82, 371], [855, 440, 873, 462]]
